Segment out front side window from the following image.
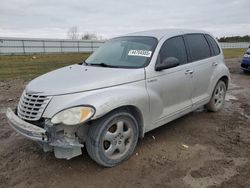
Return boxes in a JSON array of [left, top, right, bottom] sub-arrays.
[[158, 36, 188, 65], [185, 34, 211, 62], [85, 36, 158, 68]]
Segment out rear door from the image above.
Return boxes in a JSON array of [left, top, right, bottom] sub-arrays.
[[184, 34, 215, 109]]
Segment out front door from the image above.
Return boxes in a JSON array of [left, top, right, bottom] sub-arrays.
[[146, 36, 193, 131]]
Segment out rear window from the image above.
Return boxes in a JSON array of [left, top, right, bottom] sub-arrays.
[[205, 34, 220, 56], [185, 34, 211, 62]]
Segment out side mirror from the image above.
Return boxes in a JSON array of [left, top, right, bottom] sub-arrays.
[[155, 57, 180, 71]]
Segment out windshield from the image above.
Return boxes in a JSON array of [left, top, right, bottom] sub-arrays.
[[85, 36, 158, 68]]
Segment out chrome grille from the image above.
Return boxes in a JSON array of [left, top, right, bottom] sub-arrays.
[[17, 91, 52, 121]]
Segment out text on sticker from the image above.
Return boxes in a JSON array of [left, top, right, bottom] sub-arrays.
[[128, 50, 152, 57]]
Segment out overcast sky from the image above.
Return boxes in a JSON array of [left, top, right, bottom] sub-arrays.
[[0, 0, 249, 39]]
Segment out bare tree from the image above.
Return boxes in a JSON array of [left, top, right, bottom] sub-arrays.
[[82, 32, 102, 40], [67, 26, 79, 40]]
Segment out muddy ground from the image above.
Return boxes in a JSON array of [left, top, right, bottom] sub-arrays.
[[0, 58, 249, 188]]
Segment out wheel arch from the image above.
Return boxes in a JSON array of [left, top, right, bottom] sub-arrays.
[[219, 75, 229, 89], [93, 105, 145, 138]]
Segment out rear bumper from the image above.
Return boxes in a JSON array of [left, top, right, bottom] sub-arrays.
[[6, 108, 48, 142], [241, 67, 250, 72]]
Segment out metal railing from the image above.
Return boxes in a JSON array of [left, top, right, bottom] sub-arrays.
[[0, 37, 249, 55], [220, 42, 250, 49], [0, 37, 105, 55]]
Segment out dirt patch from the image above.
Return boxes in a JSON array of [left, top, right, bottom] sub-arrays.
[[0, 79, 26, 110], [190, 159, 234, 178], [0, 58, 250, 188]]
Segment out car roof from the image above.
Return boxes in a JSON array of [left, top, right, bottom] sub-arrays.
[[122, 28, 210, 41]]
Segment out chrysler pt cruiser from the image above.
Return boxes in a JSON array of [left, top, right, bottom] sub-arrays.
[[6, 29, 230, 167]]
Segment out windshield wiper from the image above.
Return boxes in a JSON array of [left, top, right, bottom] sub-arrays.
[[88, 63, 120, 68], [82, 60, 89, 66], [78, 60, 88, 65]]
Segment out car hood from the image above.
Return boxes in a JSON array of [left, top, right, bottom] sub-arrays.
[[26, 64, 145, 96]]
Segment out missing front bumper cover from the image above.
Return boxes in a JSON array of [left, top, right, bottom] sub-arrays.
[[6, 108, 83, 159], [6, 108, 48, 142]]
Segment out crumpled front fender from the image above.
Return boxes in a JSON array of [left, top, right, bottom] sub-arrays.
[[43, 80, 150, 135]]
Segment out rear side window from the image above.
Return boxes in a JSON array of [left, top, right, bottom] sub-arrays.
[[158, 36, 187, 65], [185, 34, 211, 62], [205, 34, 220, 56]]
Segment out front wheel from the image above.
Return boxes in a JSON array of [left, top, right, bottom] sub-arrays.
[[86, 110, 139, 167], [206, 81, 226, 112], [243, 69, 250, 74]]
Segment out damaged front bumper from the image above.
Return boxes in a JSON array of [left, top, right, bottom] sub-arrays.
[[6, 108, 83, 159], [6, 108, 48, 142]]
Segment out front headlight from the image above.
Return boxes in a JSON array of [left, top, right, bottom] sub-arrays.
[[244, 54, 250, 58], [51, 106, 95, 125]]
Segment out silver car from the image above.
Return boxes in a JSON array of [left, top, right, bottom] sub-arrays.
[[6, 29, 230, 167]]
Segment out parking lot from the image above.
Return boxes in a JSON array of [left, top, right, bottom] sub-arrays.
[[0, 58, 250, 188]]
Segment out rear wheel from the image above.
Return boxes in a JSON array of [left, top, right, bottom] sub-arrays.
[[86, 110, 139, 167], [206, 81, 226, 112]]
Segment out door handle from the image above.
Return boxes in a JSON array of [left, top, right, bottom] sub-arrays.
[[212, 62, 218, 66], [185, 70, 194, 75]]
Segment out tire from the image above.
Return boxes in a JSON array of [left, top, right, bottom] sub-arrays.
[[85, 110, 139, 167], [243, 70, 250, 74], [206, 80, 227, 112]]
